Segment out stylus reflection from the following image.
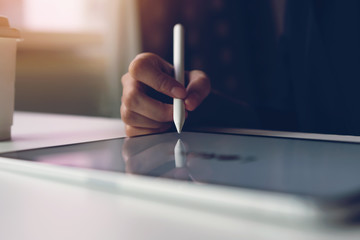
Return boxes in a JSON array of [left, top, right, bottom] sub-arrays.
[[174, 139, 186, 168], [122, 133, 193, 181], [121, 132, 247, 182], [172, 138, 196, 180]]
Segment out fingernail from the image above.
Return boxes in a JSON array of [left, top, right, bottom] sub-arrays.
[[185, 98, 192, 107], [171, 87, 185, 98]]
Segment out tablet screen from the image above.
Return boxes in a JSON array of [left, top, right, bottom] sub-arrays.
[[2, 131, 360, 200]]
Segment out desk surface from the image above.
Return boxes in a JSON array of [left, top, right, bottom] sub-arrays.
[[0, 112, 126, 152], [0, 112, 360, 240]]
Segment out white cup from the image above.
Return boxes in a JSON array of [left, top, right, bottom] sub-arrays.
[[0, 16, 21, 141]]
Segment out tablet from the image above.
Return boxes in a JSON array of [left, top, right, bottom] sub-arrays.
[[1, 131, 360, 224]]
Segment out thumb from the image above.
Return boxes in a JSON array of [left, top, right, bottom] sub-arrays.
[[184, 70, 211, 111]]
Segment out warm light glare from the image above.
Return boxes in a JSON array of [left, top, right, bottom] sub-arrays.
[[23, 0, 90, 32]]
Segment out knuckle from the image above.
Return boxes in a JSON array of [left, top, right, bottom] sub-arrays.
[[129, 53, 158, 78], [128, 59, 143, 78], [121, 94, 130, 109], [137, 52, 158, 62], [122, 87, 139, 110], [120, 105, 133, 124], [121, 73, 130, 86]]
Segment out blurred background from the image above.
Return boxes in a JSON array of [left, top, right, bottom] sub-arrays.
[[1, 0, 280, 119], [1, 0, 141, 118]]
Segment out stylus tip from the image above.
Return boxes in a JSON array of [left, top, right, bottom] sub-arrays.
[[176, 125, 182, 134], [175, 121, 183, 134]]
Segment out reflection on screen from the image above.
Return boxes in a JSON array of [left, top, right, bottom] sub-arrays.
[[3, 132, 360, 199]]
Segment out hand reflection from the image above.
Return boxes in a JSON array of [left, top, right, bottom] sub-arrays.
[[122, 133, 195, 181], [121, 132, 248, 183]]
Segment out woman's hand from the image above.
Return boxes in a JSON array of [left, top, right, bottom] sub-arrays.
[[121, 53, 211, 137]]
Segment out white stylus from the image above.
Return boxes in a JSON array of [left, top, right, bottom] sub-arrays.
[[173, 24, 185, 134]]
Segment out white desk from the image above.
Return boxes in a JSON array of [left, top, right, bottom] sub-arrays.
[[0, 112, 359, 240]]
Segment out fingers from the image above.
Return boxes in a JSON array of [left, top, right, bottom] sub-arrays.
[[123, 139, 176, 173], [122, 133, 176, 159], [125, 125, 172, 137], [120, 105, 167, 129], [121, 72, 173, 137], [122, 73, 174, 122], [161, 167, 191, 180], [184, 70, 211, 111], [129, 53, 186, 99], [121, 53, 211, 137]]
